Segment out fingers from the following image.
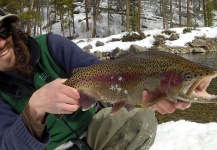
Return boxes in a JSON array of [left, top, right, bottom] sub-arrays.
[[60, 94, 79, 105], [30, 78, 81, 116], [175, 101, 191, 110], [150, 99, 176, 114], [58, 103, 80, 114], [150, 99, 191, 115], [55, 78, 80, 100]]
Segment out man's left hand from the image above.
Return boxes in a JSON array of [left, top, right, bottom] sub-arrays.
[[149, 99, 191, 114]]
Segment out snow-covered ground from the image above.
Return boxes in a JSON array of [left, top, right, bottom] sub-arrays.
[[73, 26, 217, 53], [150, 120, 217, 150]]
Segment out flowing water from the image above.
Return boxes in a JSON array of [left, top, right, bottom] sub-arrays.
[[155, 52, 217, 123], [180, 52, 217, 94]]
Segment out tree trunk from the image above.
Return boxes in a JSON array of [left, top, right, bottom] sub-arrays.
[[137, 0, 141, 32], [187, 0, 191, 27], [126, 0, 130, 32], [92, 0, 100, 38], [162, 0, 167, 29], [170, 0, 173, 28], [47, 0, 51, 32], [27, 0, 34, 35], [203, 0, 207, 26], [20, 0, 24, 30], [68, 9, 72, 38], [179, 0, 181, 27], [85, 0, 89, 31]]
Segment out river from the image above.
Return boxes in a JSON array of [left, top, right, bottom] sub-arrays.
[[180, 52, 217, 94]]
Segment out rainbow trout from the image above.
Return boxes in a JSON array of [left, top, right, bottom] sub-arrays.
[[64, 51, 217, 114]]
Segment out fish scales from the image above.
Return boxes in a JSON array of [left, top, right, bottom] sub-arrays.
[[64, 51, 217, 114]]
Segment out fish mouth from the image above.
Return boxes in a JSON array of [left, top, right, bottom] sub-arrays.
[[183, 74, 217, 102]]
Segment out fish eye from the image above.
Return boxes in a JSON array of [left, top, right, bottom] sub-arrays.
[[184, 74, 192, 81], [180, 72, 193, 81]]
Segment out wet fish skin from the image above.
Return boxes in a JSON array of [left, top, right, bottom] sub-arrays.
[[64, 51, 217, 114]]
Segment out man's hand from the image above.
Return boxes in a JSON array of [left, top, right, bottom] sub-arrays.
[[149, 99, 191, 114], [28, 78, 80, 123]]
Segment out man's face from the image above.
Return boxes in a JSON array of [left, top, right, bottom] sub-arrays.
[[0, 21, 16, 72]]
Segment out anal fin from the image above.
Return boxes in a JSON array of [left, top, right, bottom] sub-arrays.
[[124, 103, 135, 112], [111, 101, 125, 115]]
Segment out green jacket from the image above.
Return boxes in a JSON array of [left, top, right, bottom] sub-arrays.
[[0, 34, 96, 149]]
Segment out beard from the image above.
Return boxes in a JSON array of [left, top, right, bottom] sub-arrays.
[[13, 40, 34, 77], [0, 41, 16, 72]]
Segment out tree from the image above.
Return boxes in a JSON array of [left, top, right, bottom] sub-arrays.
[[107, 0, 114, 36], [84, 0, 90, 31], [206, 0, 214, 26], [187, 0, 191, 27], [162, 0, 168, 29], [92, 0, 100, 38], [126, 0, 130, 32], [52, 0, 74, 37], [203, 0, 207, 26], [26, 0, 34, 35], [179, 0, 182, 27], [170, 0, 173, 28], [137, 0, 141, 32], [213, 0, 217, 10]]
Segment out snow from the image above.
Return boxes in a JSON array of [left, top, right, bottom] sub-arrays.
[[47, 1, 217, 149], [150, 120, 217, 150], [73, 26, 217, 52]]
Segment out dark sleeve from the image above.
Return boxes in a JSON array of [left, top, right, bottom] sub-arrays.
[[21, 103, 47, 141], [47, 34, 102, 76], [0, 99, 49, 149]]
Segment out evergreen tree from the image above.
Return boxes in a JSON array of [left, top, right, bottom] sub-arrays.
[[206, 0, 214, 26], [213, 0, 217, 10]]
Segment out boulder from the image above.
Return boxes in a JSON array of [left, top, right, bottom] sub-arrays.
[[192, 48, 207, 53], [168, 33, 179, 41], [83, 44, 93, 51], [190, 39, 207, 47], [129, 44, 148, 53], [95, 41, 105, 47]]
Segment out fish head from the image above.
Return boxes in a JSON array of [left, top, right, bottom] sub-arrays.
[[160, 57, 217, 103]]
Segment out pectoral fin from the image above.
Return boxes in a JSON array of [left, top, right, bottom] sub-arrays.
[[78, 91, 96, 111]]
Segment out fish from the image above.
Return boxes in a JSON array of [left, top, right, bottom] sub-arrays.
[[64, 51, 217, 114]]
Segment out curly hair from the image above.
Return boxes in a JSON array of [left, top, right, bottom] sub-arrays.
[[11, 25, 34, 77]]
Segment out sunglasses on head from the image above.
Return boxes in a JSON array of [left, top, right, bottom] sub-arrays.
[[0, 24, 12, 40]]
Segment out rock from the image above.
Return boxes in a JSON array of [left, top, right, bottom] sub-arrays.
[[192, 48, 207, 53], [149, 45, 159, 51], [111, 38, 121, 42], [83, 48, 90, 53], [83, 44, 92, 51], [112, 47, 125, 58], [190, 39, 207, 47], [95, 41, 105, 47], [102, 52, 112, 60], [168, 33, 179, 41], [76, 40, 85, 44], [93, 51, 103, 59], [129, 44, 148, 53]]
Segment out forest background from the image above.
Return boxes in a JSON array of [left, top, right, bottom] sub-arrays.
[[0, 0, 217, 39]]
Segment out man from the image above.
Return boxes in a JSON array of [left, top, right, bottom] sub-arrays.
[[0, 9, 190, 150]]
